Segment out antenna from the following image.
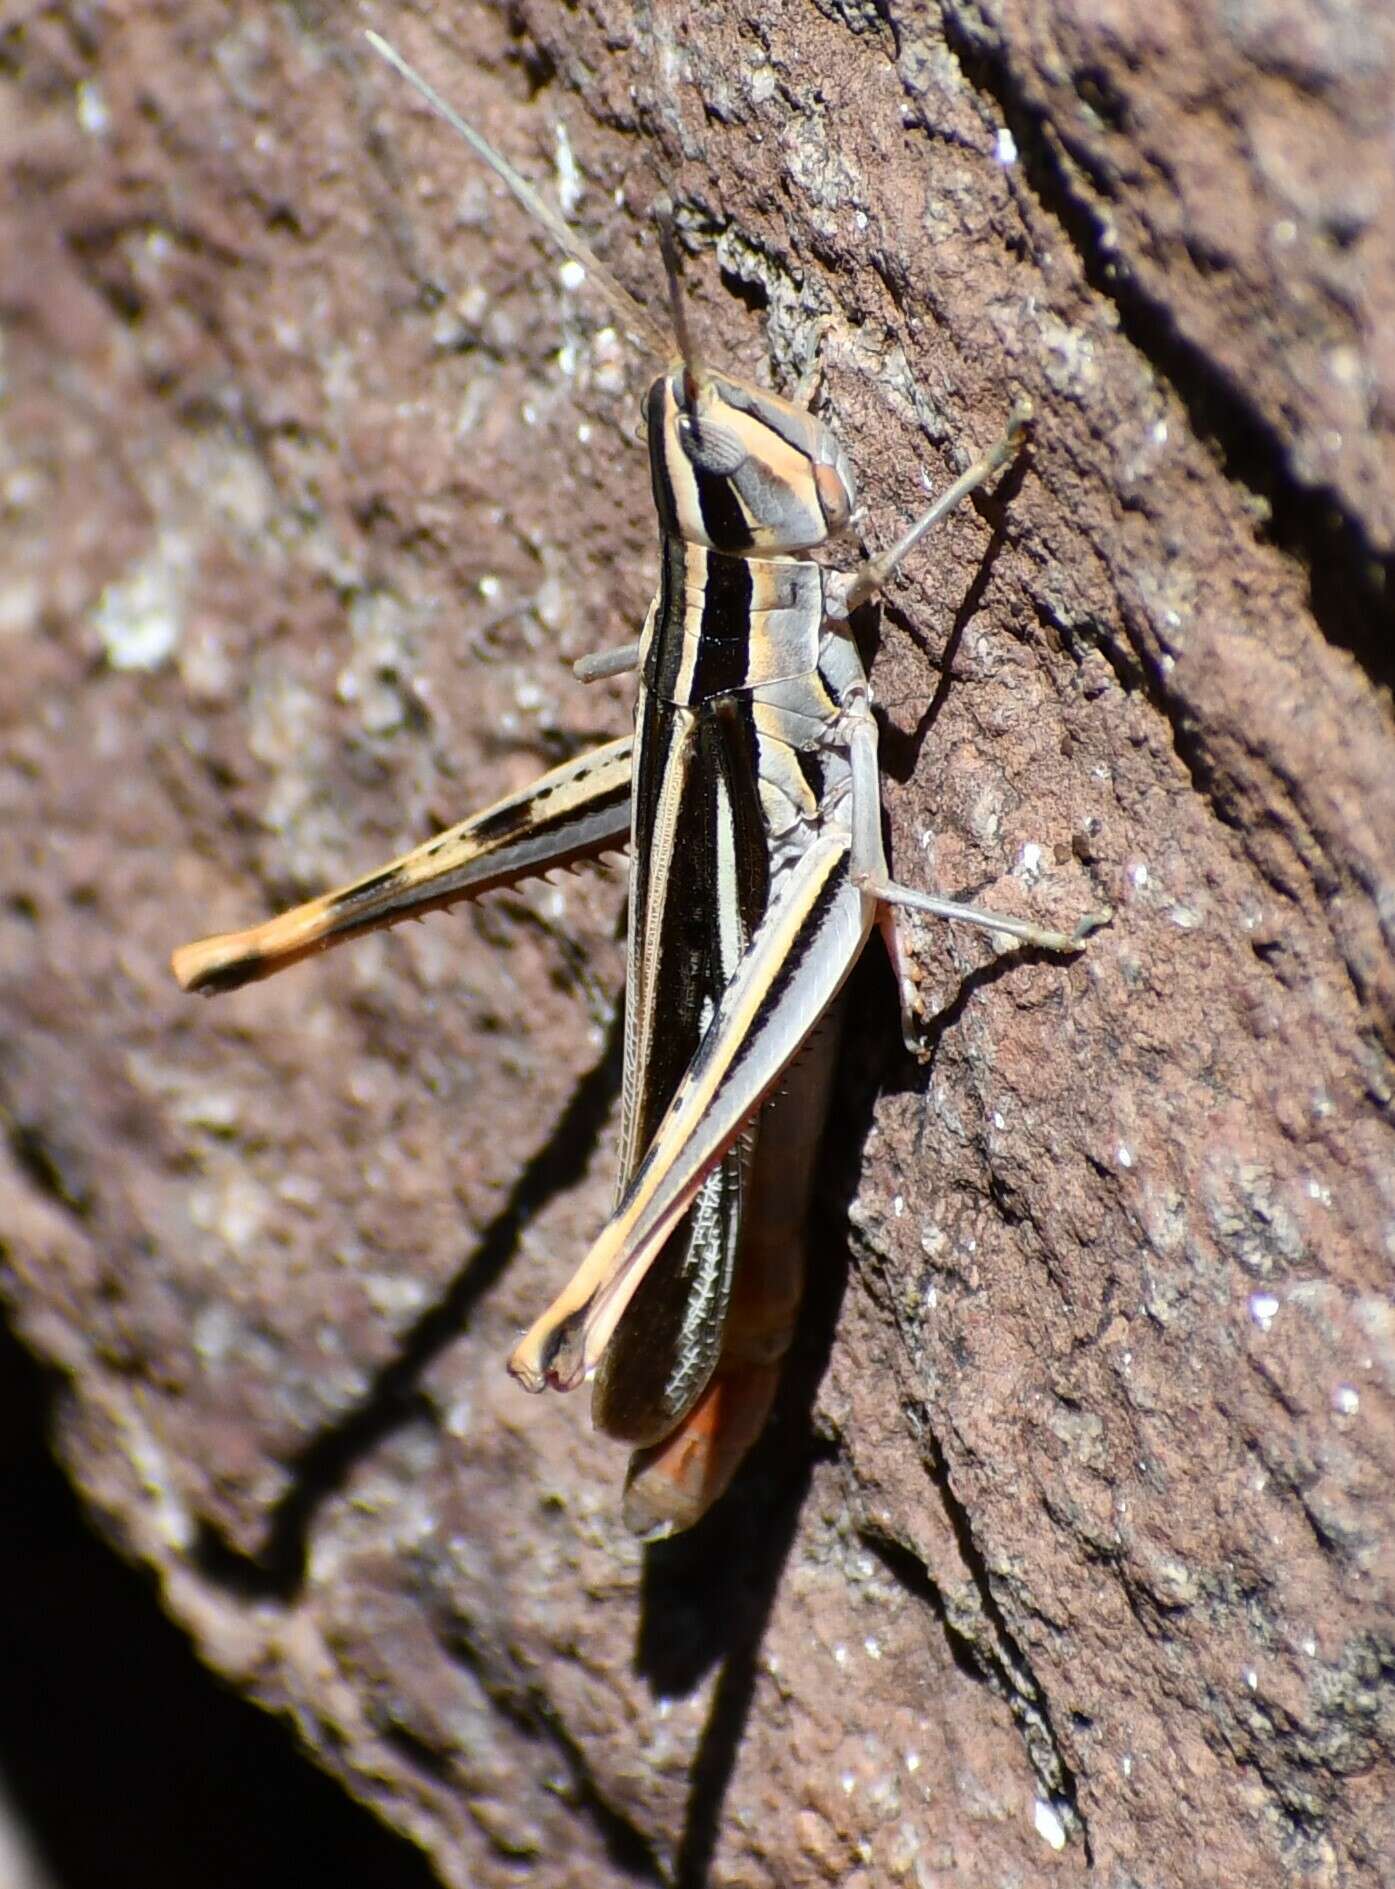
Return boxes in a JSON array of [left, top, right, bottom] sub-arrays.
[[653, 198, 708, 407], [364, 31, 674, 366]]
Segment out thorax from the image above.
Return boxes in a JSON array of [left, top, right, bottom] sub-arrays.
[[641, 539, 828, 706]]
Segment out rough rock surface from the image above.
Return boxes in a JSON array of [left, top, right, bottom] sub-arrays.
[[2, 1, 1392, 1884]]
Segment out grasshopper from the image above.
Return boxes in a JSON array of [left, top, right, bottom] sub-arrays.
[[172, 34, 1103, 1538]]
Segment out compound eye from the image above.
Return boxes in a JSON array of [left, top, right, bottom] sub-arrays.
[[678, 412, 748, 476], [814, 461, 852, 532]]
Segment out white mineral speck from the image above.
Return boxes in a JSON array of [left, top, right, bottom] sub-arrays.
[[1249, 1292, 1279, 1332], [193, 1301, 235, 1365], [93, 535, 188, 671], [1332, 1384, 1359, 1416], [277, 1172, 321, 1209], [214, 1173, 267, 1253], [0, 576, 37, 638], [995, 127, 1018, 166], [553, 122, 582, 217], [128, 1422, 194, 1551], [182, 1088, 240, 1131], [76, 79, 109, 134], [1033, 1799, 1067, 1850]]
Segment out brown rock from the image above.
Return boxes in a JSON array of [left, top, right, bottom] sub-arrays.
[[2, 2, 1391, 1884]]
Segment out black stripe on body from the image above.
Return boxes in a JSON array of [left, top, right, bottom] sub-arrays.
[[600, 679, 774, 1442], [689, 845, 851, 1102], [644, 540, 758, 706], [702, 697, 771, 953], [691, 552, 755, 700], [646, 377, 681, 536], [627, 693, 705, 1160], [693, 464, 752, 552], [627, 694, 771, 1162], [644, 535, 687, 701]]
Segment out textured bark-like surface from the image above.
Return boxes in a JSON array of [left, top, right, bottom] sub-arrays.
[[2, 1, 1392, 1885]]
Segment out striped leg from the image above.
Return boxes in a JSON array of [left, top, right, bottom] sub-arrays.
[[172, 736, 632, 994]]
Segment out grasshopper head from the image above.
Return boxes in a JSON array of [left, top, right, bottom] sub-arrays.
[[647, 367, 856, 556]]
